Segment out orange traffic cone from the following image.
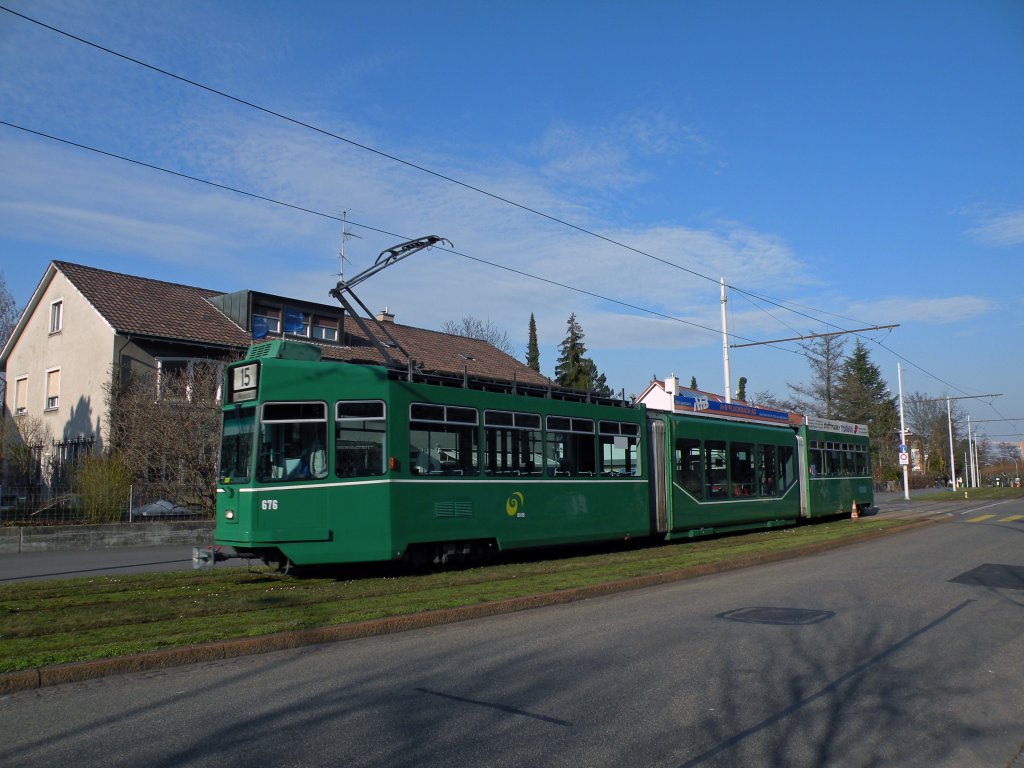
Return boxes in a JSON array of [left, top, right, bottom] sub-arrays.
[[851, 500, 859, 521]]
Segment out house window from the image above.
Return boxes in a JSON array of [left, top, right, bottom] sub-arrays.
[[49, 300, 63, 334], [45, 368, 60, 410], [311, 317, 338, 342], [252, 306, 281, 339], [283, 307, 308, 337], [14, 376, 28, 415]]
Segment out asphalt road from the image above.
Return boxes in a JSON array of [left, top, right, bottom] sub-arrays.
[[0, 543, 256, 583], [2, 498, 1022, 767]]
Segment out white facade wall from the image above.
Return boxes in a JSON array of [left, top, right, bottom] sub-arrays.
[[4, 271, 116, 447]]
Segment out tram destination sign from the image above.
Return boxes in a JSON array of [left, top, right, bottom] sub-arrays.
[[230, 363, 259, 403]]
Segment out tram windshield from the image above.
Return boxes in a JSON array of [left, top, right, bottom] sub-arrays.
[[220, 407, 256, 482]]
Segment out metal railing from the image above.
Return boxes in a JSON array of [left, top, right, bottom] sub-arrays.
[[0, 481, 213, 526]]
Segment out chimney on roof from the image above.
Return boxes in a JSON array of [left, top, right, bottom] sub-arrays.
[[666, 373, 679, 396], [376, 307, 395, 323]]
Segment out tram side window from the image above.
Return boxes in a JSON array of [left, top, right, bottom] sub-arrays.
[[808, 442, 825, 477], [852, 445, 868, 476], [758, 445, 778, 496], [546, 416, 596, 476], [409, 403, 478, 475], [257, 402, 328, 482], [825, 442, 842, 477], [336, 401, 386, 477], [598, 421, 640, 477], [484, 411, 542, 475], [675, 438, 703, 498], [705, 440, 728, 499], [729, 443, 755, 497], [778, 446, 796, 491]]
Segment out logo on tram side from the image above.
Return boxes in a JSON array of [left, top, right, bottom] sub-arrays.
[[505, 491, 525, 518]]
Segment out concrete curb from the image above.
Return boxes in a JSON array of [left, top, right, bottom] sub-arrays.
[[0, 521, 215, 554], [0, 517, 938, 696]]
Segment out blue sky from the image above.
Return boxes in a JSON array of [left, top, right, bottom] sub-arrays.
[[2, 1, 1022, 447]]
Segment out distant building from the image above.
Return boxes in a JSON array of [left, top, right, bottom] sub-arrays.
[[637, 375, 803, 427], [1, 260, 547, 490]]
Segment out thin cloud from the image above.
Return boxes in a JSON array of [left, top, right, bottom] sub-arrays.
[[967, 208, 1024, 246], [847, 295, 994, 325]]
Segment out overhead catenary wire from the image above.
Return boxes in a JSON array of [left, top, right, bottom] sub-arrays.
[[0, 119, 800, 355], [0, 3, 878, 332], [0, 4, 1008, 406]]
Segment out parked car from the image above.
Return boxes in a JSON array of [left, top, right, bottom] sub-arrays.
[[132, 499, 193, 519]]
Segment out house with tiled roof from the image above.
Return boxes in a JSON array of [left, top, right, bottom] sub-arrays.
[[1, 261, 547, 488]]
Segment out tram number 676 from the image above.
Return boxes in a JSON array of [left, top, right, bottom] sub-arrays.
[[261, 499, 279, 510]]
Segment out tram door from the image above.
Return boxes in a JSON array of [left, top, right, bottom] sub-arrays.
[[254, 402, 330, 532]]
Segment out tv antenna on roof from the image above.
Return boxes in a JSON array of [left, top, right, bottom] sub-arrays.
[[337, 210, 362, 283]]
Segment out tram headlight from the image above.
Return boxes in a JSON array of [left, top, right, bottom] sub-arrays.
[[225, 509, 235, 520]]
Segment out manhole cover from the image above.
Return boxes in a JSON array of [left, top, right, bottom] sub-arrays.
[[950, 564, 1024, 591], [717, 607, 835, 626]]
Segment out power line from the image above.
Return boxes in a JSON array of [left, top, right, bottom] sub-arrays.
[[0, 119, 801, 352], [0, 3, 715, 284], [0, 3, 887, 338], [0, 5, 1008, 399]]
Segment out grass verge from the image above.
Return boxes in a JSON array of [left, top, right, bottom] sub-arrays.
[[0, 518, 918, 674]]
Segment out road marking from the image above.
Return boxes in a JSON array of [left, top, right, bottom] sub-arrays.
[[966, 514, 996, 523], [1000, 515, 1024, 523]]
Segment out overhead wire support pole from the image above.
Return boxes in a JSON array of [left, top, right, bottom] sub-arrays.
[[729, 324, 900, 349], [897, 363, 910, 501], [720, 278, 732, 403], [914, 393, 1002, 491]]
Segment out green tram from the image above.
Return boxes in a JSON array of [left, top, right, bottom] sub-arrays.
[[210, 340, 873, 569]]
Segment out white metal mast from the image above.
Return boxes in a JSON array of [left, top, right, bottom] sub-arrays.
[[720, 277, 732, 403], [898, 363, 910, 500], [337, 210, 361, 282]]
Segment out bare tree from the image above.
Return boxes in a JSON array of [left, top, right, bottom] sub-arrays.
[[2, 414, 50, 486], [0, 270, 18, 348], [905, 392, 964, 477], [751, 391, 797, 412], [442, 315, 516, 356], [106, 363, 224, 513], [787, 334, 847, 418]]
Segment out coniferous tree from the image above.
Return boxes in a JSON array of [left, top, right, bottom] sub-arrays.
[[526, 313, 540, 372], [736, 376, 747, 402], [689, 376, 698, 390], [834, 341, 893, 425], [555, 313, 587, 388], [554, 313, 611, 396], [834, 340, 899, 478]]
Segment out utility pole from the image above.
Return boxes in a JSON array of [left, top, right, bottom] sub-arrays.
[[898, 363, 910, 500], [914, 393, 1001, 491], [720, 277, 732, 404]]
